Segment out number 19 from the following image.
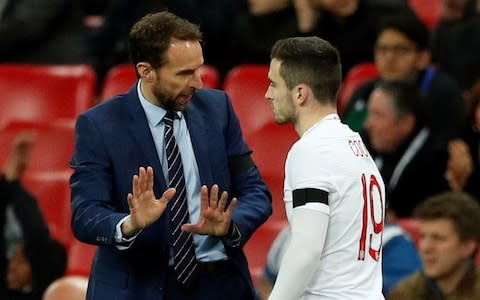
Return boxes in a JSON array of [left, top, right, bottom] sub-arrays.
[[358, 173, 384, 261]]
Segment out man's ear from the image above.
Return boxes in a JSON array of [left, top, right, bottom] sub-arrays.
[[295, 84, 309, 105], [460, 239, 478, 259], [136, 62, 154, 82]]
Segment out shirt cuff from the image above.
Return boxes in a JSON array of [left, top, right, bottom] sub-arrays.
[[221, 222, 241, 247], [115, 215, 142, 250]]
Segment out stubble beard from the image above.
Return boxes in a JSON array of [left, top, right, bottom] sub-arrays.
[[153, 88, 187, 112]]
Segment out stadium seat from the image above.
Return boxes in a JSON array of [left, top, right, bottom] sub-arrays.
[[337, 62, 378, 116], [244, 220, 288, 284], [22, 173, 73, 247], [248, 122, 297, 222], [100, 63, 220, 101], [0, 64, 96, 129], [199, 64, 220, 90], [99, 64, 136, 101], [0, 121, 75, 247], [66, 239, 97, 277], [396, 218, 420, 247], [408, 0, 441, 30], [223, 64, 272, 141], [0, 121, 75, 176]]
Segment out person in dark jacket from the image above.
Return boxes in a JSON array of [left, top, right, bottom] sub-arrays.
[[343, 11, 465, 147], [0, 0, 90, 64], [0, 132, 67, 300], [364, 80, 450, 217]]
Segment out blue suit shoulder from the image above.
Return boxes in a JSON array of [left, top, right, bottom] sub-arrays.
[[189, 88, 230, 108]]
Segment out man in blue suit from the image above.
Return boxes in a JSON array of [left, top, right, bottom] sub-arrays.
[[70, 11, 272, 300]]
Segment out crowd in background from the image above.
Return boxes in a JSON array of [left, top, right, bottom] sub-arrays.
[[2, 0, 478, 89]]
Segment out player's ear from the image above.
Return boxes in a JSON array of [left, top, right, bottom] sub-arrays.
[[295, 84, 309, 104]]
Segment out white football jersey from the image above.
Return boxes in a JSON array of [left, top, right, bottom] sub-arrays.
[[284, 114, 385, 300]]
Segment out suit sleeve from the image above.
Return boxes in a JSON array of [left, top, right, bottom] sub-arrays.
[[222, 93, 272, 248], [70, 113, 129, 247]]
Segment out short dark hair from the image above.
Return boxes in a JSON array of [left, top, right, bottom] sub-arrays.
[[129, 11, 202, 68], [377, 12, 430, 51], [270, 36, 342, 105], [373, 79, 428, 125], [414, 191, 480, 242]]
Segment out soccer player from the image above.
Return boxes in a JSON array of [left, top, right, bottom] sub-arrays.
[[265, 36, 386, 300]]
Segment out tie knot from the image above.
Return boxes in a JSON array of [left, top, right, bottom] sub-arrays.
[[163, 111, 177, 127]]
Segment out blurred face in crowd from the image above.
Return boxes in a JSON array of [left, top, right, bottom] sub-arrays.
[[440, 0, 467, 21], [248, 0, 290, 16], [375, 29, 427, 81], [7, 243, 32, 290], [139, 39, 204, 111], [309, 0, 359, 17], [266, 58, 296, 124], [419, 218, 477, 281], [365, 88, 414, 154]]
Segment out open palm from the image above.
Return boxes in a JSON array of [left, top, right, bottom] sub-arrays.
[[127, 166, 174, 231], [182, 184, 237, 237]]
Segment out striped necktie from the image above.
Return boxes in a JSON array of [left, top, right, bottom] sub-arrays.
[[163, 111, 198, 286]]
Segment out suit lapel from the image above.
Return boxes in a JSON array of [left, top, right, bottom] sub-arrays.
[[124, 86, 167, 191], [184, 105, 213, 186]]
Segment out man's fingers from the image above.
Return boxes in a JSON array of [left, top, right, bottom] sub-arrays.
[[146, 166, 154, 191], [217, 191, 228, 211], [181, 223, 201, 234], [210, 184, 219, 208], [127, 193, 134, 210], [139, 167, 147, 192], [132, 174, 140, 198], [225, 198, 238, 216], [161, 187, 176, 203], [200, 185, 209, 211]]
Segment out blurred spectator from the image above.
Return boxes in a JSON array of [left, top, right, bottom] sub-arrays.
[[308, 0, 413, 76], [446, 80, 480, 199], [364, 80, 450, 217], [171, 0, 246, 78], [0, 0, 91, 64], [440, 0, 470, 22], [231, 0, 316, 73], [0, 132, 67, 300], [382, 220, 422, 296], [42, 276, 88, 300], [255, 220, 421, 299], [89, 0, 241, 84], [431, 0, 480, 92], [81, 0, 109, 31], [89, 0, 316, 83], [388, 191, 480, 300], [343, 11, 464, 147], [87, 0, 168, 85]]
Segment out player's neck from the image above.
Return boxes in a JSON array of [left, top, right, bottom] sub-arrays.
[[295, 104, 337, 136]]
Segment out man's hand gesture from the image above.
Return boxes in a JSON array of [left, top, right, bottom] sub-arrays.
[[122, 166, 174, 236], [181, 184, 237, 237]]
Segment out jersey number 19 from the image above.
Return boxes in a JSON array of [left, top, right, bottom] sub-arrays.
[[358, 173, 384, 261]]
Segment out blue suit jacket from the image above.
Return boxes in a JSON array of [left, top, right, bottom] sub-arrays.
[[70, 86, 272, 299]]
